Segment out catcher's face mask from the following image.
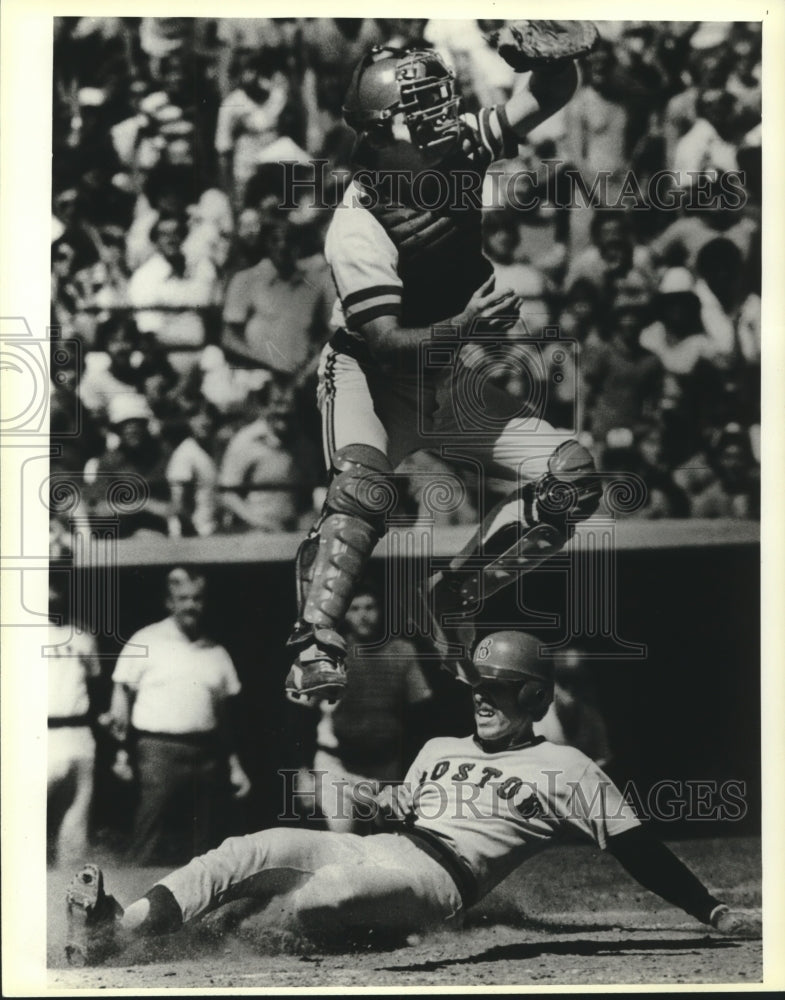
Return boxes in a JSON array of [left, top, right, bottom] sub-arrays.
[[344, 47, 461, 162], [396, 50, 460, 158]]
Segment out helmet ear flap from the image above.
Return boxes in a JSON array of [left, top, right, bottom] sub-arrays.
[[518, 680, 554, 721], [365, 120, 394, 149]]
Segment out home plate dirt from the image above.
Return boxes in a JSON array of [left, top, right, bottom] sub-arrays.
[[47, 836, 761, 989]]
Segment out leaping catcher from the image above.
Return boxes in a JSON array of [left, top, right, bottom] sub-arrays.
[[286, 22, 603, 701]]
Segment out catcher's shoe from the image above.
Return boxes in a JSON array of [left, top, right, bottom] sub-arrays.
[[285, 625, 347, 704], [65, 864, 123, 966]]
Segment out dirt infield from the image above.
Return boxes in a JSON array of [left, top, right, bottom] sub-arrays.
[[47, 835, 761, 989]]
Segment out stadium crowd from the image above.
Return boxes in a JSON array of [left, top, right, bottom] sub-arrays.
[[50, 17, 761, 549]]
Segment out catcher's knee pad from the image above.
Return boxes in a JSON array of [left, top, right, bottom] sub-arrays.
[[325, 445, 394, 533], [536, 439, 602, 527]]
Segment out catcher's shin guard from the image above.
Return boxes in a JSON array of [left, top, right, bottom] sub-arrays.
[[300, 514, 381, 627], [65, 864, 123, 966], [287, 514, 379, 702], [286, 444, 393, 701], [425, 440, 602, 678]]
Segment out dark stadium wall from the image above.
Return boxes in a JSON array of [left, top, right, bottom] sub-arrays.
[[80, 541, 760, 841]]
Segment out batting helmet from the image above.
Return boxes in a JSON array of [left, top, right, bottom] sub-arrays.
[[342, 46, 460, 160], [471, 631, 554, 720]]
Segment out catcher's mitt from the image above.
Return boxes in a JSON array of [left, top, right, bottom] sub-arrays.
[[488, 20, 599, 72]]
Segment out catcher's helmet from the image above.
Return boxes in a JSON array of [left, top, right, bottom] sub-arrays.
[[470, 631, 554, 720], [342, 46, 460, 159]]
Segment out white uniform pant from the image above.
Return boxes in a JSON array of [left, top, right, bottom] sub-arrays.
[[318, 343, 570, 484], [157, 828, 463, 934], [47, 726, 95, 865]]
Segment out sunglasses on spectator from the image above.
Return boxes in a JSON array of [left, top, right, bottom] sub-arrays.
[[100, 231, 126, 248]]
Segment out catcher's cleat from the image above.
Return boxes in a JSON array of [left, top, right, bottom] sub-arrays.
[[285, 626, 347, 704], [65, 864, 123, 966]]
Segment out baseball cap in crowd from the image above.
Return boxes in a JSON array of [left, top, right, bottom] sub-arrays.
[[108, 394, 153, 427], [658, 267, 697, 296], [77, 87, 106, 108], [605, 427, 635, 449], [611, 273, 652, 314], [153, 104, 183, 126], [159, 119, 193, 139], [139, 92, 171, 117], [711, 422, 748, 452], [139, 17, 190, 59], [256, 136, 311, 166], [129, 78, 150, 100], [654, 268, 702, 330], [690, 22, 732, 50], [188, 189, 233, 230]]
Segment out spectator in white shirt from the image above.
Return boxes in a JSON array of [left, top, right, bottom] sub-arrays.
[[78, 312, 142, 426], [47, 576, 101, 866], [640, 268, 734, 460], [215, 49, 290, 207], [219, 378, 320, 533], [647, 195, 758, 272], [565, 210, 657, 312], [104, 567, 251, 864], [167, 400, 221, 538], [693, 238, 745, 362], [640, 267, 733, 377], [672, 90, 740, 184], [128, 211, 219, 353], [736, 230, 761, 370]]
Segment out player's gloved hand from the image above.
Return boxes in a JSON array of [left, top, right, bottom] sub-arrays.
[[374, 782, 415, 824], [709, 904, 762, 938]]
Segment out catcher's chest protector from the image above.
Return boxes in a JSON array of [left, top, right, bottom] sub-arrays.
[[369, 125, 494, 326]]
